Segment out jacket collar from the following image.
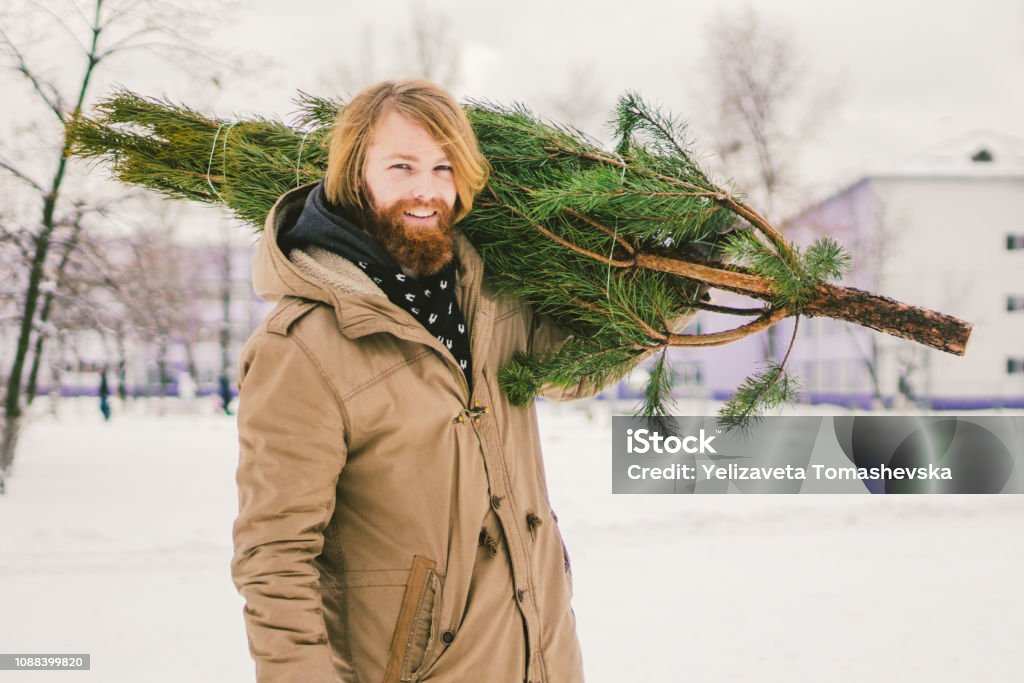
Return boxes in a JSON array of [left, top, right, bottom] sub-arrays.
[[254, 182, 490, 344]]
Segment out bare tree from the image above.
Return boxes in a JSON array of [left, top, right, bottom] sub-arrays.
[[21, 191, 148, 405], [0, 0, 242, 473], [694, 4, 842, 218], [111, 215, 203, 399], [542, 63, 608, 141], [840, 193, 904, 405], [691, 3, 843, 358], [399, 1, 461, 88], [318, 1, 462, 94], [322, 26, 381, 94], [28, 220, 119, 407]]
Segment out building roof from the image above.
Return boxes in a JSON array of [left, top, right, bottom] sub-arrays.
[[868, 130, 1024, 179], [788, 130, 1024, 223]]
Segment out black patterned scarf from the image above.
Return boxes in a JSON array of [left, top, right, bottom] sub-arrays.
[[353, 257, 472, 392]]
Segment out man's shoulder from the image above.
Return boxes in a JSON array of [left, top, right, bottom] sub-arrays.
[[264, 296, 324, 336], [241, 297, 334, 358], [238, 297, 348, 387]]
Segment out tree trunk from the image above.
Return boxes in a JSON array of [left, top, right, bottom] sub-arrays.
[[156, 341, 170, 397], [804, 283, 970, 356], [2, 222, 55, 473], [637, 253, 972, 355], [116, 334, 128, 403], [0, 414, 22, 473], [26, 221, 83, 406]]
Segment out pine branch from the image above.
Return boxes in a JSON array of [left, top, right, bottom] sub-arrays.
[[718, 316, 802, 432], [717, 362, 801, 433], [637, 348, 676, 411]]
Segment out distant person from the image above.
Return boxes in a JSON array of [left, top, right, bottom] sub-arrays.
[[116, 363, 128, 403], [98, 368, 111, 422], [218, 374, 233, 416]]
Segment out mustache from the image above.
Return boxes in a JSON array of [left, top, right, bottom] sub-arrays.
[[390, 198, 453, 224]]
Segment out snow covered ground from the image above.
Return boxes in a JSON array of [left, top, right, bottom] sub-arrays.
[[1, 398, 1022, 682]]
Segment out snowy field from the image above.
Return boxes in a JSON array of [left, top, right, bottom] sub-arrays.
[[1, 398, 1022, 682]]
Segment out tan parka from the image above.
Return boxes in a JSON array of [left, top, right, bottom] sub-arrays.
[[232, 182, 680, 683]]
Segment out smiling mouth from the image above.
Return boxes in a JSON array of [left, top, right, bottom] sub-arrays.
[[404, 210, 438, 219]]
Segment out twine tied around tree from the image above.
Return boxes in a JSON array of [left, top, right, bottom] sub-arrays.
[[295, 130, 313, 188], [206, 121, 239, 203]]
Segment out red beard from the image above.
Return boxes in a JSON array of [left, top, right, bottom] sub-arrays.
[[361, 197, 455, 277]]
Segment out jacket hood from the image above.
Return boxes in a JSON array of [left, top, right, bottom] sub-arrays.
[[253, 182, 485, 323], [279, 179, 403, 272]]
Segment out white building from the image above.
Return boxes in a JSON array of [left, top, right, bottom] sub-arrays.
[[668, 131, 1024, 409]]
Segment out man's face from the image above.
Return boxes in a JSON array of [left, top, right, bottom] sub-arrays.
[[361, 109, 458, 277]]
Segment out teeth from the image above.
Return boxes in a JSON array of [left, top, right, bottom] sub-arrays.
[[406, 210, 436, 218]]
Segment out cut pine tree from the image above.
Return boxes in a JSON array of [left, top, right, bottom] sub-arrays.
[[64, 88, 972, 426]]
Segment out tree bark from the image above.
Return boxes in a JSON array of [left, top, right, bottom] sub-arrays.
[[26, 221, 83, 406], [637, 253, 972, 356], [2, 221, 55, 472], [804, 283, 970, 356]]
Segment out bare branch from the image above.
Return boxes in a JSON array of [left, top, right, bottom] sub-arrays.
[[404, 1, 461, 88], [93, 24, 165, 60], [320, 3, 462, 93], [543, 63, 606, 135], [0, 156, 44, 192], [65, 0, 94, 32], [100, 0, 151, 29], [0, 25, 65, 120], [97, 36, 243, 75], [23, 0, 91, 55]]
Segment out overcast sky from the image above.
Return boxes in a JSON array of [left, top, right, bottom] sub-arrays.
[[4, 0, 1024, 208], [209, 1, 1024, 193]]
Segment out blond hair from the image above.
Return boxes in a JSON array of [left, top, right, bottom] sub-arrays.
[[324, 79, 490, 223]]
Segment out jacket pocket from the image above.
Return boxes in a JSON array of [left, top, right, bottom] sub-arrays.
[[383, 555, 441, 683]]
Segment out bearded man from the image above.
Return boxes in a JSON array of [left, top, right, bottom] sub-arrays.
[[231, 79, 616, 683]]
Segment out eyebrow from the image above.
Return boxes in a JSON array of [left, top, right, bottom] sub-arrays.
[[385, 153, 451, 164]]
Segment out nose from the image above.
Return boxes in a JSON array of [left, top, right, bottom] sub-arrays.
[[411, 171, 441, 202]]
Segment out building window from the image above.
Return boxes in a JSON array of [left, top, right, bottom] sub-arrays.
[[674, 361, 704, 387], [1008, 296, 1024, 312], [1007, 234, 1024, 250], [1008, 358, 1024, 375]]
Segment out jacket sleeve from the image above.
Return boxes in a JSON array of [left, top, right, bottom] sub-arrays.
[[525, 298, 704, 403], [231, 330, 350, 683]]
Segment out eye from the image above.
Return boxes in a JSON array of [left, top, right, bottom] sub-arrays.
[[435, 165, 453, 172], [390, 163, 411, 170]]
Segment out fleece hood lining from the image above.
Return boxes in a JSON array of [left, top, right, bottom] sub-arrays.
[[288, 245, 387, 298]]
